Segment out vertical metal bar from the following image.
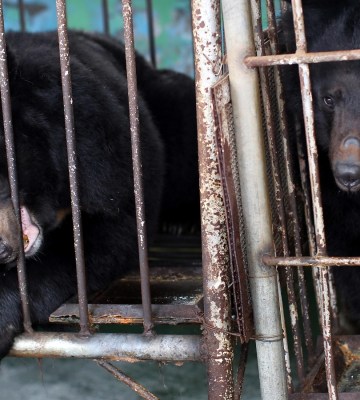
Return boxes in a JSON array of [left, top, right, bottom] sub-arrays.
[[121, 0, 153, 335], [191, 0, 235, 399], [102, 0, 110, 35], [18, 0, 25, 32], [0, 0, 32, 333], [221, 0, 288, 399], [266, 0, 315, 368], [291, 0, 337, 397], [145, 0, 156, 68], [55, 0, 90, 336]]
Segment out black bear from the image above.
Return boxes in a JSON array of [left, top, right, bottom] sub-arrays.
[[0, 31, 198, 357], [282, 2, 360, 328]]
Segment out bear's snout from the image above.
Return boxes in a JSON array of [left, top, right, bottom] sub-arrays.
[[334, 161, 360, 191], [333, 136, 360, 192]]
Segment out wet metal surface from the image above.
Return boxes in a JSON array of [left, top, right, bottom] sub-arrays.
[[192, 0, 235, 398], [0, 0, 32, 333], [56, 0, 90, 336], [121, 0, 153, 335]]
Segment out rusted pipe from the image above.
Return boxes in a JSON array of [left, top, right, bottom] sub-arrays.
[[191, 1, 235, 399]]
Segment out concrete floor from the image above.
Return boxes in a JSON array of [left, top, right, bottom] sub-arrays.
[[0, 347, 261, 399]]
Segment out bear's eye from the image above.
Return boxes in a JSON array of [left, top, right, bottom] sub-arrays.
[[323, 95, 335, 109]]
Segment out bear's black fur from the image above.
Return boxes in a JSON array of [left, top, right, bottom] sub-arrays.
[[0, 31, 198, 357], [282, 2, 360, 327]]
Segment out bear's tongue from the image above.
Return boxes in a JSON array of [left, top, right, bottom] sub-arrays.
[[20, 206, 40, 253]]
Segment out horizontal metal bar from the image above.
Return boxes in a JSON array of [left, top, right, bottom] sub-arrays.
[[263, 255, 360, 268], [10, 333, 203, 361], [245, 49, 360, 68]]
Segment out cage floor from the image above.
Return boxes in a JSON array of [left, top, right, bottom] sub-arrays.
[[50, 234, 203, 326]]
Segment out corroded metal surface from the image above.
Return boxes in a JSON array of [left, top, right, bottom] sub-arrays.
[[97, 361, 159, 400], [221, 0, 287, 399], [56, 0, 90, 336], [192, 0, 235, 399], [212, 74, 253, 344], [10, 332, 203, 361], [121, 0, 153, 335], [0, 0, 32, 333]]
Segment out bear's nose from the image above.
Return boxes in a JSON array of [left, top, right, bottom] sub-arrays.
[[0, 239, 12, 263], [343, 136, 360, 149], [334, 161, 360, 191]]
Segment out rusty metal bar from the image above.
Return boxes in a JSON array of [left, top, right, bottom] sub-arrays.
[[266, 0, 315, 363], [102, 0, 110, 35], [290, 0, 337, 398], [264, 255, 360, 267], [56, 0, 90, 336], [245, 48, 360, 68], [18, 0, 25, 31], [96, 360, 159, 400], [145, 0, 156, 68], [121, 0, 153, 335], [10, 333, 202, 361], [0, 0, 32, 334], [221, 0, 287, 399], [191, 1, 235, 399]]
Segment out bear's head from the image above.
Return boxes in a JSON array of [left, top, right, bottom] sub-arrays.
[[308, 8, 360, 193], [0, 44, 71, 266], [310, 61, 360, 192]]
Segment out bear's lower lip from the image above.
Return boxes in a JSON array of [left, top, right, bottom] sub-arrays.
[[20, 206, 42, 256]]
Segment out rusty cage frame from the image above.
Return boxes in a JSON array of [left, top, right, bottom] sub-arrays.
[[4, 0, 360, 399]]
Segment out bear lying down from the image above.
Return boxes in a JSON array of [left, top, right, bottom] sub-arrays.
[[0, 31, 198, 357], [282, 3, 360, 328]]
